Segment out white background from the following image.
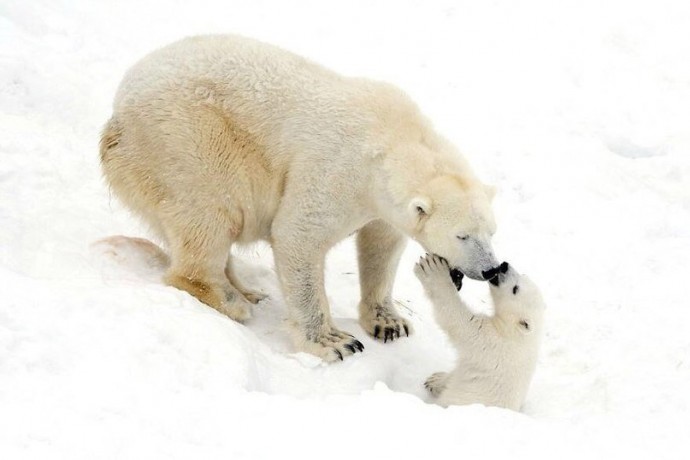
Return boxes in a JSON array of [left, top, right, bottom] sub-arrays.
[[1, 0, 689, 458]]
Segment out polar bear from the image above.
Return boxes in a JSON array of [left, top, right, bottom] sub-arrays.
[[414, 255, 545, 411], [99, 34, 500, 362]]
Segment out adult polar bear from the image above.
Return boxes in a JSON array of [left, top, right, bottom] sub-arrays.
[[100, 35, 499, 362]]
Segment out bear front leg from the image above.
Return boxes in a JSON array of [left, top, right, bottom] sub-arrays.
[[272, 217, 364, 362], [357, 220, 412, 342]]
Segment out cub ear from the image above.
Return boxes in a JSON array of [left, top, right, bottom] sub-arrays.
[[484, 184, 497, 201], [409, 196, 432, 218], [518, 319, 532, 335]]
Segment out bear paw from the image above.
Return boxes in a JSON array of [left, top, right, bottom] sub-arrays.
[[414, 254, 455, 291], [359, 301, 412, 343], [297, 327, 365, 362], [424, 372, 449, 397], [219, 300, 253, 323]]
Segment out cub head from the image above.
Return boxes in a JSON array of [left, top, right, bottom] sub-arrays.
[[408, 175, 499, 280], [488, 262, 545, 334]]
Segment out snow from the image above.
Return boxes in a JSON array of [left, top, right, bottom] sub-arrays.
[[2, 0, 690, 458]]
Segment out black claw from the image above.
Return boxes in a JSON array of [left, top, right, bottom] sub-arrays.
[[404, 325, 409, 337], [354, 340, 364, 352], [344, 344, 355, 354], [387, 328, 395, 342], [374, 325, 381, 339], [384, 330, 389, 343], [334, 349, 343, 361]]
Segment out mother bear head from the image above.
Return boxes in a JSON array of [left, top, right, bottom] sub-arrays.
[[406, 175, 499, 280]]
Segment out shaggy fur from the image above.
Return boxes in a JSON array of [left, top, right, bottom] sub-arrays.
[[100, 34, 498, 362], [415, 255, 545, 410]]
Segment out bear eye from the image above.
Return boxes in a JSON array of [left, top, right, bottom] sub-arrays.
[[519, 320, 530, 330], [457, 235, 469, 241], [513, 285, 519, 295], [416, 206, 426, 216]]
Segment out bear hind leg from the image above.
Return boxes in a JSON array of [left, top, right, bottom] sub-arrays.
[[162, 210, 253, 322]]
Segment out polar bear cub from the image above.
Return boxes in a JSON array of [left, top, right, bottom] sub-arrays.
[[414, 254, 545, 411]]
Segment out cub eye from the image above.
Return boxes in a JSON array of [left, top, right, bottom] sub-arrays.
[[519, 320, 530, 330], [513, 285, 519, 295], [457, 235, 469, 241]]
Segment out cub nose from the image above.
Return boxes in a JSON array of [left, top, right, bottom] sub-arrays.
[[483, 262, 510, 285], [481, 265, 500, 281]]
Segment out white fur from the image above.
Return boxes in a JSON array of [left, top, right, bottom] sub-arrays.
[[415, 255, 545, 411], [100, 34, 497, 362]]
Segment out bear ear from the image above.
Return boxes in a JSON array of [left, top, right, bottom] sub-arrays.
[[409, 196, 432, 218], [484, 184, 497, 202]]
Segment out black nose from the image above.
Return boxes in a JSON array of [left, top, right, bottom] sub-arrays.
[[483, 262, 510, 285], [481, 266, 500, 281]]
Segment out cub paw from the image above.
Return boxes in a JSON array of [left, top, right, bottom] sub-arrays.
[[414, 254, 455, 290], [359, 301, 412, 343], [424, 371, 449, 397]]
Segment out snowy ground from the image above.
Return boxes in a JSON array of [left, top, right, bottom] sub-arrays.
[[2, 0, 690, 458]]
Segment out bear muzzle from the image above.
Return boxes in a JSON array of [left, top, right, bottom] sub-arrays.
[[484, 261, 510, 285]]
